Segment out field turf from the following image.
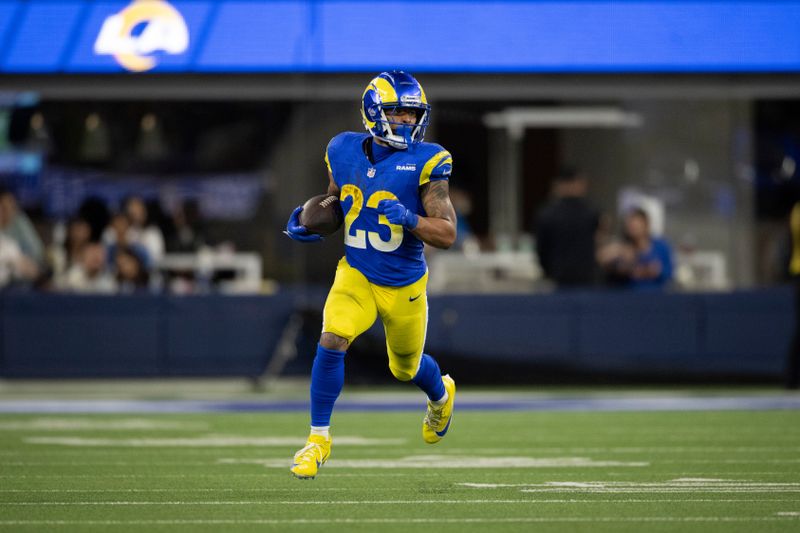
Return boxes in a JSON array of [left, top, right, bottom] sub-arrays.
[[1, 407, 799, 532]]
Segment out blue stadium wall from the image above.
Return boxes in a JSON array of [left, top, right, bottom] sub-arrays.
[[0, 288, 792, 381]]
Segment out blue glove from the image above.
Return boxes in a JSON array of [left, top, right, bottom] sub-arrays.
[[283, 206, 323, 243], [377, 199, 418, 230]]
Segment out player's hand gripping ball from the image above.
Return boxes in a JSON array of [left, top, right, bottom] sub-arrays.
[[284, 194, 343, 242], [377, 199, 418, 230]]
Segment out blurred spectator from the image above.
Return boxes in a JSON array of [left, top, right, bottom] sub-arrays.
[[25, 111, 52, 155], [598, 207, 674, 290], [0, 186, 45, 268], [449, 187, 478, 252], [124, 196, 165, 265], [787, 201, 800, 390], [104, 212, 151, 269], [64, 217, 92, 268], [49, 217, 93, 283], [534, 169, 601, 287], [56, 242, 116, 294], [115, 246, 150, 293], [167, 199, 207, 252], [0, 232, 38, 289], [145, 198, 174, 246], [77, 196, 111, 243]]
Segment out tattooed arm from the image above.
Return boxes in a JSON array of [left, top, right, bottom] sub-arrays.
[[327, 171, 340, 196], [412, 180, 458, 249]]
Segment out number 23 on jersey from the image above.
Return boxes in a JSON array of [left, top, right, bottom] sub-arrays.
[[341, 184, 404, 253]]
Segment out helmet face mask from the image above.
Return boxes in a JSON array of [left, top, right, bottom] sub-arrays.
[[361, 71, 431, 150]]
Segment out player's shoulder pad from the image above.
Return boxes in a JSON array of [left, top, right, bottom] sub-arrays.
[[325, 131, 368, 173], [416, 142, 453, 186], [327, 131, 367, 157]]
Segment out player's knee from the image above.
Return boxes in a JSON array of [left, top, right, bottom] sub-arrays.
[[388, 362, 415, 382], [320, 332, 349, 352]]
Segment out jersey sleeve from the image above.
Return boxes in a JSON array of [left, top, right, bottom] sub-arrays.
[[324, 132, 350, 187], [419, 148, 453, 186], [324, 145, 332, 175]]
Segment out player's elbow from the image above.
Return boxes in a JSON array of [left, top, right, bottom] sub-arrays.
[[419, 219, 457, 249], [435, 226, 457, 250]]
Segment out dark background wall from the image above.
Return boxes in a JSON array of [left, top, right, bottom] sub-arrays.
[[0, 288, 791, 383]]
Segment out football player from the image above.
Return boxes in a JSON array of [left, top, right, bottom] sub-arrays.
[[284, 71, 457, 479]]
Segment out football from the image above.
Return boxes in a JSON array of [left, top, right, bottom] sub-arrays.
[[299, 194, 344, 236]]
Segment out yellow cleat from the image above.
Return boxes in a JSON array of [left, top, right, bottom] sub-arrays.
[[290, 434, 331, 479], [422, 374, 456, 444]]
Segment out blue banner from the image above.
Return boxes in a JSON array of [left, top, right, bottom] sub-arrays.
[[0, 1, 799, 73]]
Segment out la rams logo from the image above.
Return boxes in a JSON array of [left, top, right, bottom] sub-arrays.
[[94, 0, 189, 72]]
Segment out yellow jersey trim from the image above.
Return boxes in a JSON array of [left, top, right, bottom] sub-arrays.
[[419, 150, 452, 186]]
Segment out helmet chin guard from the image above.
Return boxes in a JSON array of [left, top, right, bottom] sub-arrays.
[[361, 71, 430, 150]]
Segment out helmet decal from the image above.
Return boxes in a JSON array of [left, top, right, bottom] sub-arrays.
[[372, 76, 399, 105], [361, 71, 431, 150]]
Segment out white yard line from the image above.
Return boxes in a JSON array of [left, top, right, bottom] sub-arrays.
[[8, 445, 800, 452], [663, 472, 793, 476], [0, 500, 561, 506], [0, 488, 356, 493], [0, 472, 423, 478], [219, 456, 649, 468], [3, 498, 799, 506], [521, 489, 800, 493], [456, 480, 800, 489], [0, 498, 800, 504], [0, 418, 208, 431], [428, 447, 800, 454], [24, 436, 405, 447], [460, 480, 800, 493], [0, 488, 794, 496], [461, 481, 800, 488], [660, 459, 800, 464], [2, 462, 220, 466], [0, 517, 796, 525], [28, 457, 797, 467]]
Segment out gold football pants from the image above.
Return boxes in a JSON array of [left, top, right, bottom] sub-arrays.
[[322, 257, 428, 381]]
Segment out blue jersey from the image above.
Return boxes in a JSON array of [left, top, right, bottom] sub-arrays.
[[325, 132, 452, 287], [629, 238, 674, 290]]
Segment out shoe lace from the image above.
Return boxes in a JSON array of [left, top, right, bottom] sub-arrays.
[[294, 443, 322, 463], [424, 403, 444, 428]]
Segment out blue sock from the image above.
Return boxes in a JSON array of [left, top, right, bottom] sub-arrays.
[[310, 344, 346, 427], [411, 354, 445, 402]]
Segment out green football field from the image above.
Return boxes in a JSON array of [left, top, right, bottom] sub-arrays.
[[1, 403, 799, 532]]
